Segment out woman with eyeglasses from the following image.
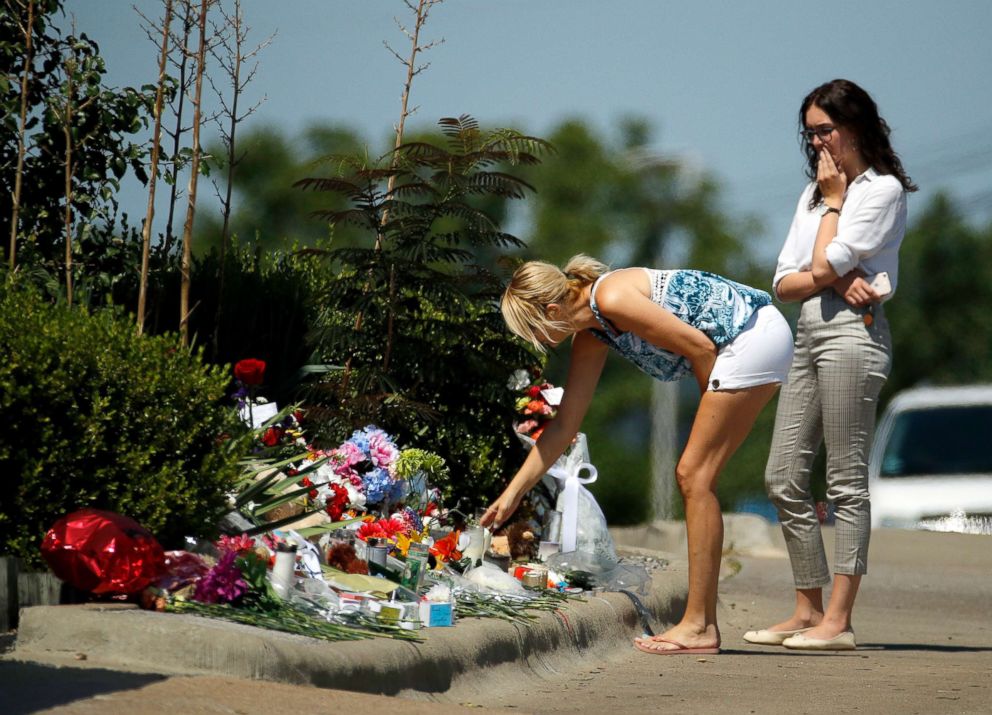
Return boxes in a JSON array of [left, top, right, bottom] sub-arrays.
[[481, 255, 794, 654], [744, 79, 917, 651]]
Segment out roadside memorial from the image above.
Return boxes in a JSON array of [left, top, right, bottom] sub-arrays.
[[29, 362, 650, 643]]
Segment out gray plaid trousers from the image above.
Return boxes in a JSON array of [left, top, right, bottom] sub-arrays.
[[765, 290, 891, 589]]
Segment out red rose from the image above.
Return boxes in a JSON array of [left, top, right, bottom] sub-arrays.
[[261, 427, 282, 446], [526, 385, 542, 398], [234, 358, 266, 386]]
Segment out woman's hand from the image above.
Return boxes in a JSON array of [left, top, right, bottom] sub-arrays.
[[817, 149, 847, 208], [480, 487, 524, 530], [832, 271, 880, 307], [480, 333, 608, 532]]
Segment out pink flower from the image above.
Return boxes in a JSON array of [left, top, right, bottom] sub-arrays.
[[216, 534, 255, 555], [368, 431, 399, 469], [515, 419, 538, 435], [390, 510, 415, 532], [331, 442, 364, 468], [193, 551, 247, 604]]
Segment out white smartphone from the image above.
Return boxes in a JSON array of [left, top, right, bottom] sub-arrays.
[[868, 271, 891, 298]]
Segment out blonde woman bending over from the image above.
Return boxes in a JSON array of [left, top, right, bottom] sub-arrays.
[[480, 255, 794, 655]]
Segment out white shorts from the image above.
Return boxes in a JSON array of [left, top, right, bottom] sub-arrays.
[[707, 305, 794, 391]]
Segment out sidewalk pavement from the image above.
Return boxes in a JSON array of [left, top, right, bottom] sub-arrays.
[[2, 516, 784, 707]]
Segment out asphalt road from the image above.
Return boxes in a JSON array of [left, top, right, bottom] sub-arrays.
[[490, 527, 992, 715], [2, 527, 989, 714]]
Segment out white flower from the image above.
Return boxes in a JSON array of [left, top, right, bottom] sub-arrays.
[[507, 369, 530, 392], [422, 515, 440, 532], [344, 483, 366, 509]]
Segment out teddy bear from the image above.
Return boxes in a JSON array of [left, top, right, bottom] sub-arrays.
[[489, 520, 538, 562]]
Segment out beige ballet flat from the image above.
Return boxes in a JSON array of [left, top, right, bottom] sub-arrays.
[[781, 630, 857, 651], [742, 626, 814, 645]]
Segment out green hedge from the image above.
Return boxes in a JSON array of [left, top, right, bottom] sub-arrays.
[[0, 280, 243, 568]]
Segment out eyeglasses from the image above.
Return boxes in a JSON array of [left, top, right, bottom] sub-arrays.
[[801, 125, 836, 142]]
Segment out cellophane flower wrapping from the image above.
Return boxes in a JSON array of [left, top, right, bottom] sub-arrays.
[[519, 428, 619, 565], [40, 508, 166, 595]]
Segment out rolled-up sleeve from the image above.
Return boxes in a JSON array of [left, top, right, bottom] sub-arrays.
[[772, 186, 814, 295], [824, 180, 906, 277]]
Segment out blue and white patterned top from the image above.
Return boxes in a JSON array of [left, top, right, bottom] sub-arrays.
[[588, 268, 772, 382]]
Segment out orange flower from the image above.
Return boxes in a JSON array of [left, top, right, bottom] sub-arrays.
[[524, 399, 546, 415], [429, 529, 462, 563]]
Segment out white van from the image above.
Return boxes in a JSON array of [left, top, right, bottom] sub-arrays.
[[869, 384, 992, 529]]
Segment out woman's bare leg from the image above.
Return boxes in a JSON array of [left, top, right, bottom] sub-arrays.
[[802, 574, 860, 639], [635, 383, 779, 652], [764, 588, 825, 632]]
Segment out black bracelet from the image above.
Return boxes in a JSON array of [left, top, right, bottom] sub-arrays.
[[823, 206, 841, 216]]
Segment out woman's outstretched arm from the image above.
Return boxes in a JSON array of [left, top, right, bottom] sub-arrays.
[[481, 331, 608, 528]]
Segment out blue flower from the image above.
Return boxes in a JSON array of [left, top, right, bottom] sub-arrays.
[[361, 467, 393, 504], [348, 428, 371, 455], [388, 478, 409, 503]]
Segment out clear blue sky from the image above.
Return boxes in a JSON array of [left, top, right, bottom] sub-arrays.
[[66, 0, 992, 264]]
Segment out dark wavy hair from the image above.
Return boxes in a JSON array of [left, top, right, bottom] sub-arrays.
[[800, 78, 917, 209]]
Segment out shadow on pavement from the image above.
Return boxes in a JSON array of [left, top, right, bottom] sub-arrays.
[[0, 660, 166, 715], [858, 643, 992, 653], [720, 643, 992, 656]]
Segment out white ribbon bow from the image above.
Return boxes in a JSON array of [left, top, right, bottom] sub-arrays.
[[546, 461, 598, 553]]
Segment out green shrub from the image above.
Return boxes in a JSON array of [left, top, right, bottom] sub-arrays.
[[0, 280, 243, 568]]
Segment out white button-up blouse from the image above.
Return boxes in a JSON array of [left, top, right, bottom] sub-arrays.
[[772, 167, 907, 300]]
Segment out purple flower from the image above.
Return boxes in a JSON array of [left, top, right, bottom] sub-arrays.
[[193, 551, 248, 605], [403, 506, 423, 531]]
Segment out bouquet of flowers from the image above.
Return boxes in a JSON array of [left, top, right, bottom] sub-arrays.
[[298, 425, 408, 520], [507, 368, 563, 442]]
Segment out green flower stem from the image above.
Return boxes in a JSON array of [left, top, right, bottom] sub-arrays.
[[167, 599, 423, 642]]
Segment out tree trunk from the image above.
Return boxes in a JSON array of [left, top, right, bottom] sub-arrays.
[[179, 0, 208, 346], [62, 66, 74, 307], [164, 0, 194, 259], [138, 0, 174, 335], [9, 0, 35, 270], [212, 0, 243, 360]]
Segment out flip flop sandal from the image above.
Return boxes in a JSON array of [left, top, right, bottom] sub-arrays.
[[634, 637, 720, 655]]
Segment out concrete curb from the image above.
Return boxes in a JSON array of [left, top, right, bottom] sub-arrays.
[[8, 554, 688, 700]]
